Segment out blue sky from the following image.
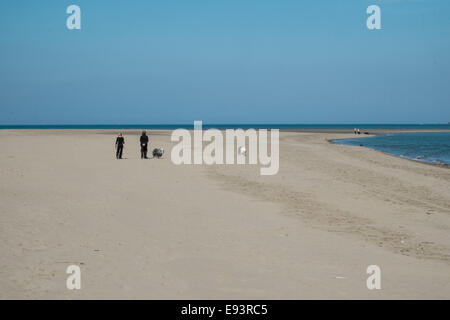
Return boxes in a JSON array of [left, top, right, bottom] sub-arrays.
[[0, 0, 449, 124]]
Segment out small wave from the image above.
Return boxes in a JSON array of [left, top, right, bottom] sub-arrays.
[[430, 159, 446, 165]]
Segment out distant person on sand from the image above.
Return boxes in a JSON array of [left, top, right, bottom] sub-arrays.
[[115, 133, 125, 159], [140, 131, 149, 159]]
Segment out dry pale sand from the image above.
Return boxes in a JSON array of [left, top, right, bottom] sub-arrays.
[[0, 129, 449, 299]]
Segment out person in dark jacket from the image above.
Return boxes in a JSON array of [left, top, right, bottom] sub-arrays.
[[140, 131, 149, 159], [115, 133, 125, 159]]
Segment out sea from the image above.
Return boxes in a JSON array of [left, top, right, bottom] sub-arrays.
[[333, 131, 450, 165], [1, 123, 449, 130], [1, 124, 449, 165]]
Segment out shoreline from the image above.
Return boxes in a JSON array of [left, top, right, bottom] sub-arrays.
[[2, 128, 448, 168], [1, 128, 450, 135], [285, 128, 450, 134], [1, 126, 450, 133], [330, 139, 450, 169]]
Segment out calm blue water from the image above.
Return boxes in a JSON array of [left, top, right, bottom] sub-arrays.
[[1, 124, 450, 130], [334, 132, 450, 165]]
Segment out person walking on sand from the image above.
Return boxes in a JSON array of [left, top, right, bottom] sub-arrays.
[[115, 133, 125, 159], [140, 131, 149, 159]]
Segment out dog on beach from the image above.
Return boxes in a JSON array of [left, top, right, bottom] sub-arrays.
[[152, 148, 164, 159]]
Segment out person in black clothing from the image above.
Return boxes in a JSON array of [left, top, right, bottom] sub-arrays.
[[115, 133, 125, 159], [140, 131, 149, 159]]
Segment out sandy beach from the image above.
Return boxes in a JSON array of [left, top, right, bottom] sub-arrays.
[[0, 129, 449, 299]]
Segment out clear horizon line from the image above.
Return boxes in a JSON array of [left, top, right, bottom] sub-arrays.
[[1, 122, 450, 126]]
